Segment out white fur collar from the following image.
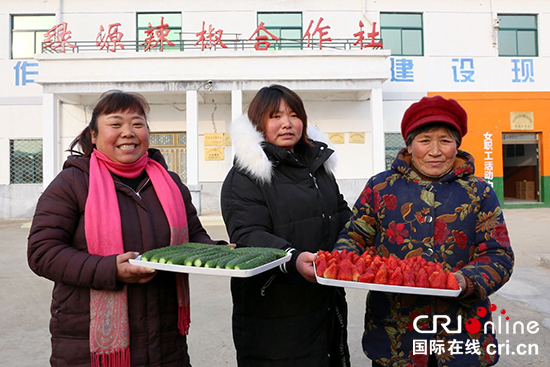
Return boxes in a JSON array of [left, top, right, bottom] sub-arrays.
[[231, 114, 337, 184]]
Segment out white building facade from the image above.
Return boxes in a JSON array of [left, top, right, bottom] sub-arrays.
[[2, 0, 550, 219]]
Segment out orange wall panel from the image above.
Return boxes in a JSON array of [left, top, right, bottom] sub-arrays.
[[428, 92, 550, 177]]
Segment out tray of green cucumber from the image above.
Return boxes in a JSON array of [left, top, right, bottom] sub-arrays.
[[129, 242, 291, 277]]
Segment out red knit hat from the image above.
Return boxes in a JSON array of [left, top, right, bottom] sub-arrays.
[[401, 95, 468, 141]]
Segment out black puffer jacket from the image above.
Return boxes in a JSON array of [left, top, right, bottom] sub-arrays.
[[221, 116, 352, 366], [28, 149, 221, 367]]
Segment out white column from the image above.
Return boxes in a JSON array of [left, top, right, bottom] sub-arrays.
[[229, 89, 242, 164], [370, 88, 385, 174], [231, 89, 243, 121], [43, 93, 58, 189], [186, 90, 201, 214]]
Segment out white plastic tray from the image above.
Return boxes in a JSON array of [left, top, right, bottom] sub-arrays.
[[129, 253, 291, 278], [314, 263, 461, 297]]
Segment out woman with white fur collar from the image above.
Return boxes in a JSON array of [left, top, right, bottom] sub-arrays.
[[221, 84, 352, 366]]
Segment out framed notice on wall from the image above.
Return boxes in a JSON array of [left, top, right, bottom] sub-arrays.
[[510, 112, 534, 130], [328, 133, 345, 144], [204, 147, 224, 161], [204, 133, 224, 146], [349, 132, 365, 144]]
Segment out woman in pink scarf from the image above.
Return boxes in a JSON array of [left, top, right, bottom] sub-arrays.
[[28, 90, 225, 367]]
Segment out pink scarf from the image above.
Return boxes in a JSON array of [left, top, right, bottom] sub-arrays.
[[85, 149, 190, 367]]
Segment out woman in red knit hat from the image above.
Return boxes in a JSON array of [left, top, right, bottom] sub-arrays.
[[299, 95, 514, 366]]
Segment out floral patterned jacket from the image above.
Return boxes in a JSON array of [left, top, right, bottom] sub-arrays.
[[334, 148, 514, 367]]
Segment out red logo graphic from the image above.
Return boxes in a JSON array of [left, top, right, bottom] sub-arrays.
[[465, 303, 508, 334]]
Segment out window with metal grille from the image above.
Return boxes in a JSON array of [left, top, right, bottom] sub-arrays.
[[150, 132, 187, 183], [11, 14, 56, 59], [257, 12, 302, 50], [10, 139, 43, 184], [136, 12, 182, 52], [380, 13, 423, 56], [498, 14, 538, 56], [385, 133, 405, 170]]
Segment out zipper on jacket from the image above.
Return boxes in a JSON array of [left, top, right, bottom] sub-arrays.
[[309, 172, 328, 217], [309, 173, 319, 189], [119, 178, 150, 199], [261, 274, 276, 296], [135, 178, 150, 199], [309, 172, 332, 238]]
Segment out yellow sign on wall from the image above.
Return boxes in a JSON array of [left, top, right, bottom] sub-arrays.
[[349, 132, 365, 144], [204, 147, 224, 161], [510, 112, 534, 130], [204, 133, 224, 146], [224, 133, 232, 146], [328, 133, 345, 144]]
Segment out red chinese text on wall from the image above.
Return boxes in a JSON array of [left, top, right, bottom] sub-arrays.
[[43, 22, 77, 53], [96, 23, 125, 52], [39, 18, 383, 53], [195, 22, 228, 51]]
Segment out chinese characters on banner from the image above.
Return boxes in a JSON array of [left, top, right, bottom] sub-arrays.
[[391, 57, 535, 84], [391, 58, 415, 82], [483, 132, 494, 187], [43, 22, 77, 53], [141, 16, 176, 52], [96, 23, 125, 52], [248, 22, 280, 51], [512, 59, 535, 83], [34, 18, 538, 88], [39, 17, 383, 53], [353, 21, 383, 49], [303, 17, 332, 50], [452, 58, 475, 83], [14, 61, 38, 86], [195, 21, 228, 50]]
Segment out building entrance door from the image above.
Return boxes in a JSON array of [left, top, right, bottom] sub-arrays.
[[502, 133, 540, 203]]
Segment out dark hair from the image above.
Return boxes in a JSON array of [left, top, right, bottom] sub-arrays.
[[68, 90, 150, 157], [405, 122, 462, 148], [247, 84, 311, 146]]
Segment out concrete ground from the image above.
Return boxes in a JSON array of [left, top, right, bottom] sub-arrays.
[[1, 208, 549, 366]]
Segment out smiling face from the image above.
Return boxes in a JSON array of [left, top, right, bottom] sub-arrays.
[[407, 126, 458, 178], [91, 110, 149, 164], [264, 100, 304, 152]]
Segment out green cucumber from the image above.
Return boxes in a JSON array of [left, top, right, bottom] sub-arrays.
[[225, 254, 258, 269], [216, 253, 241, 269], [142, 243, 212, 262], [204, 252, 236, 268], [184, 248, 222, 266], [181, 242, 217, 249], [143, 245, 186, 262], [234, 253, 279, 270], [159, 246, 210, 263], [167, 248, 217, 265], [194, 248, 233, 267], [233, 247, 287, 258]]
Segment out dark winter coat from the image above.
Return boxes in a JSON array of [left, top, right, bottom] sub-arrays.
[[28, 149, 220, 367], [335, 148, 514, 367], [221, 116, 352, 366]]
